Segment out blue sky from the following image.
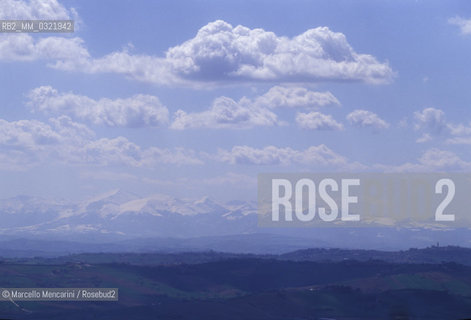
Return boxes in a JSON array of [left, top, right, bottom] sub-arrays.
[[0, 0, 471, 201]]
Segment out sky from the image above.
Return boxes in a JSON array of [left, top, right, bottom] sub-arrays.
[[0, 0, 471, 201]]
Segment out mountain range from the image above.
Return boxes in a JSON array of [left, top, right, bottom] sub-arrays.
[[0, 189, 257, 238], [0, 189, 470, 254]]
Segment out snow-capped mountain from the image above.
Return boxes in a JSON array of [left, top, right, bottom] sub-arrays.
[[0, 190, 465, 252], [0, 190, 258, 238]]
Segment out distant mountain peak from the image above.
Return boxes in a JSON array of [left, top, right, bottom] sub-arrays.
[[83, 189, 140, 206], [0, 191, 259, 238]]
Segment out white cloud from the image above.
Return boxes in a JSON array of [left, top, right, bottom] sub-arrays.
[[449, 16, 471, 35], [171, 85, 338, 129], [216, 144, 347, 166], [416, 133, 432, 143], [446, 136, 471, 145], [0, 34, 90, 63], [251, 86, 340, 109], [0, 116, 93, 150], [164, 20, 394, 85], [78, 137, 146, 167], [448, 122, 471, 136], [375, 148, 471, 172], [413, 107, 447, 134], [142, 147, 203, 166], [27, 85, 340, 130], [0, 116, 90, 169], [412, 108, 471, 144], [418, 148, 468, 168], [76, 139, 201, 167], [296, 112, 343, 130], [346, 109, 389, 130], [0, 20, 394, 86], [171, 96, 278, 129], [0, 0, 75, 20], [80, 49, 177, 85], [68, 136, 201, 167], [0, 1, 84, 63], [28, 86, 169, 128], [0, 116, 201, 170]]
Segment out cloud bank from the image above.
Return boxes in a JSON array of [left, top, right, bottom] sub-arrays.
[[346, 109, 389, 130], [449, 16, 471, 35], [0, 20, 395, 86], [0, 0, 75, 20], [296, 112, 343, 130], [216, 144, 347, 166], [28, 86, 169, 128], [0, 116, 200, 170]]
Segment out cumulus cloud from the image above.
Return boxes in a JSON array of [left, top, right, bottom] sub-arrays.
[[248, 86, 340, 109], [416, 133, 432, 143], [413, 108, 447, 134], [171, 86, 338, 129], [171, 96, 278, 129], [0, 116, 90, 169], [31, 85, 338, 130], [0, 0, 75, 20], [0, 116, 200, 170], [164, 20, 394, 85], [296, 112, 343, 130], [413, 107, 449, 142], [446, 122, 471, 144], [77, 139, 200, 167], [448, 122, 471, 136], [0, 1, 84, 63], [216, 144, 347, 166], [418, 148, 468, 168], [74, 138, 201, 167], [449, 16, 471, 35], [374, 148, 471, 172], [346, 109, 389, 130], [0, 19, 394, 86], [28, 86, 169, 128], [411, 108, 471, 144], [447, 137, 471, 144], [28, 84, 340, 130], [0, 34, 89, 63]]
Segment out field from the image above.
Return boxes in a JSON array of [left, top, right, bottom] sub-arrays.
[[1, 247, 471, 319]]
